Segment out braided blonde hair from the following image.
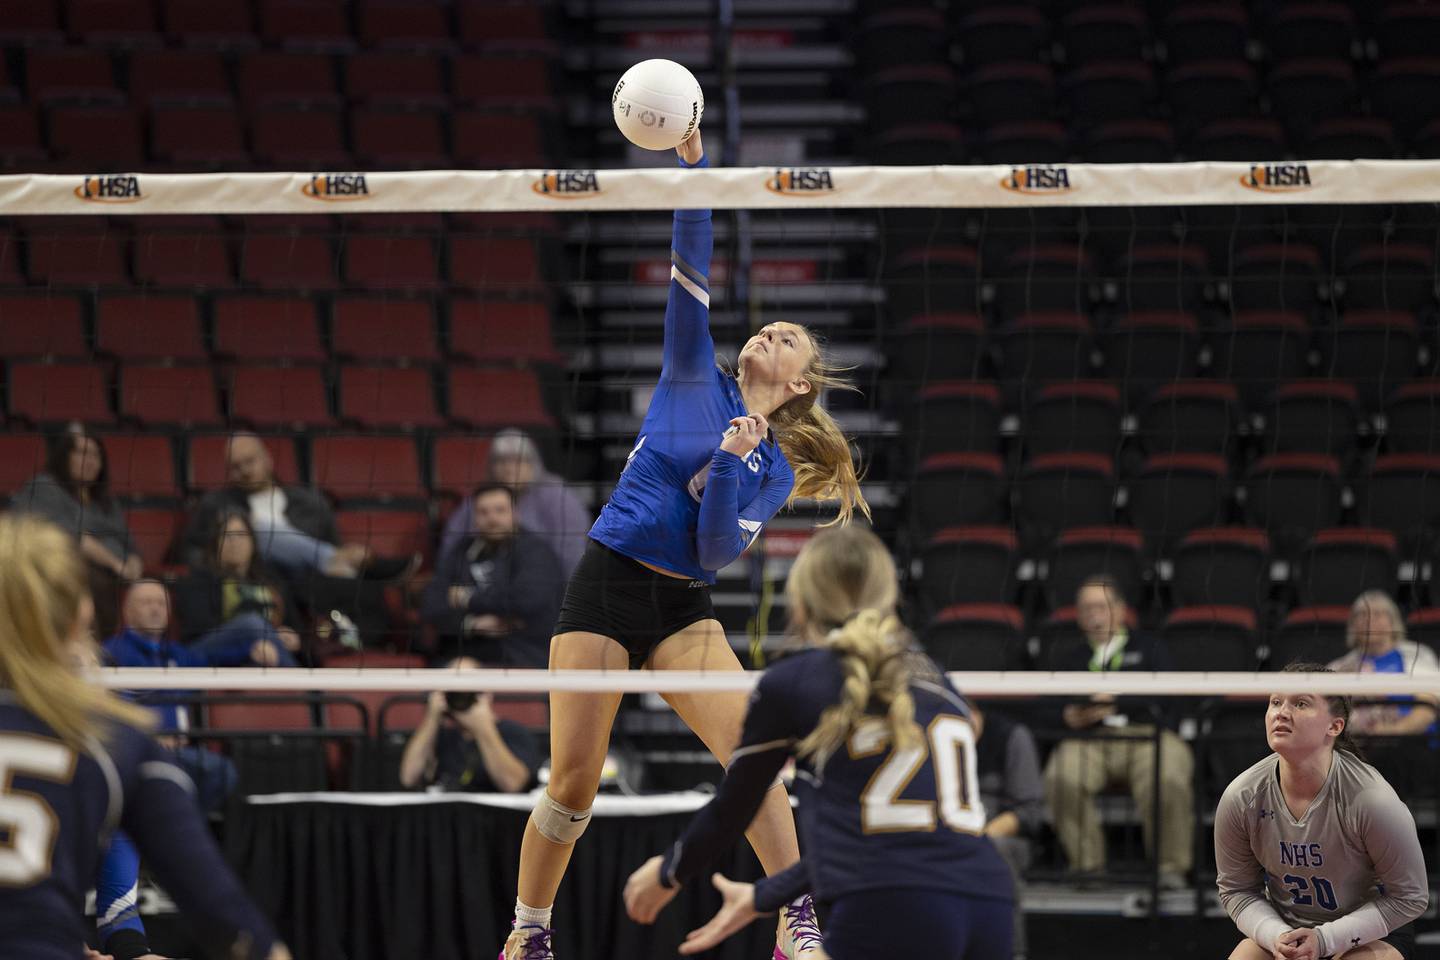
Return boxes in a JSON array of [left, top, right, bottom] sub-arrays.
[[786, 525, 920, 760]]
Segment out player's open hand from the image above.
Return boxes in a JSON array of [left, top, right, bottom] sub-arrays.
[[623, 855, 679, 924], [1275, 927, 1321, 960], [720, 414, 768, 459], [679, 873, 764, 955]]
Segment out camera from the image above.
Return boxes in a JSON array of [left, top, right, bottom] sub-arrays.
[[445, 691, 478, 713]]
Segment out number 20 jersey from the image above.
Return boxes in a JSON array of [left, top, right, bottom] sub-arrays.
[[764, 649, 1015, 904]]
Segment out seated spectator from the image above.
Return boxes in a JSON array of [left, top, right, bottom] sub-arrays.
[[422, 483, 564, 668], [1043, 574, 1194, 888], [13, 424, 143, 638], [439, 428, 592, 579], [973, 702, 1043, 960], [174, 508, 305, 660], [398, 657, 541, 792], [182, 432, 415, 582], [1328, 590, 1439, 795]]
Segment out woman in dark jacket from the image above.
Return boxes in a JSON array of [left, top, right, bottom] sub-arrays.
[[13, 424, 143, 638], [173, 508, 303, 659]]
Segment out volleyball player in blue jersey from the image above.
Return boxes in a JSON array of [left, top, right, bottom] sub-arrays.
[[502, 127, 867, 960], [622, 525, 1015, 960], [0, 515, 289, 960]]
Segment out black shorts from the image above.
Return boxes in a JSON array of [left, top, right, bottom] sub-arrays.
[[1382, 922, 1416, 960], [552, 540, 717, 669]]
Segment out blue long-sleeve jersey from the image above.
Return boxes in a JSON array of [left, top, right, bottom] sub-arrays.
[[658, 649, 1015, 912], [588, 153, 795, 582], [103, 628, 255, 733], [0, 691, 278, 959]]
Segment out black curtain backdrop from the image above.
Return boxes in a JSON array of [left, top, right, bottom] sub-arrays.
[[226, 797, 777, 960]]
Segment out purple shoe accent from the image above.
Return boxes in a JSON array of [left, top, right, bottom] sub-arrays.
[[784, 895, 823, 952], [504, 924, 555, 960]]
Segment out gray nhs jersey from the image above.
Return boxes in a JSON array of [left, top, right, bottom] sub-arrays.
[[1215, 751, 1427, 957]]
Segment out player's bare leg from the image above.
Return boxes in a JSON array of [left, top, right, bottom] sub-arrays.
[[504, 632, 628, 960], [651, 619, 822, 960], [1229, 939, 1272, 960], [1336, 943, 1405, 960]]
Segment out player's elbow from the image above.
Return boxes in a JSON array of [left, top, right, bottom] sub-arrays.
[[696, 540, 737, 572]]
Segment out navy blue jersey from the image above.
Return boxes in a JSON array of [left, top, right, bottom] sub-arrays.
[[660, 648, 1015, 911], [0, 692, 277, 959], [588, 154, 795, 583]]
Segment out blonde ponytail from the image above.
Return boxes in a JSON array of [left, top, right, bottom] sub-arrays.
[[770, 328, 870, 526], [796, 609, 920, 762], [0, 515, 153, 750]]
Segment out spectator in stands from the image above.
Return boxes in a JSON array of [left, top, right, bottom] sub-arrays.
[[398, 657, 541, 792], [174, 507, 305, 660], [1043, 574, 1194, 888], [1327, 590, 1439, 795], [182, 432, 415, 582], [13, 424, 143, 639], [973, 702, 1043, 960], [422, 483, 564, 668], [438, 428, 592, 579]]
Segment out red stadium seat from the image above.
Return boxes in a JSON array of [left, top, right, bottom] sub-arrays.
[[0, 0, 63, 46], [911, 381, 1002, 460], [351, 108, 447, 168], [26, 224, 129, 288], [150, 105, 248, 166], [893, 313, 985, 385], [922, 603, 1027, 671], [0, 434, 47, 499], [323, 651, 427, 671], [1244, 453, 1344, 555], [1386, 381, 1440, 454], [494, 697, 549, 729], [188, 434, 301, 491], [97, 296, 206, 361], [239, 234, 338, 291], [213, 296, 326, 364], [229, 365, 334, 429], [26, 48, 121, 105], [311, 436, 425, 501], [1357, 454, 1440, 554], [257, 0, 352, 50], [207, 691, 316, 731], [452, 111, 547, 168], [1024, 381, 1122, 456], [0, 228, 20, 286], [457, 3, 551, 47], [344, 53, 445, 107], [1270, 606, 1351, 668], [446, 367, 552, 429], [338, 366, 444, 429], [335, 508, 430, 559], [161, 0, 256, 48], [332, 298, 440, 363], [238, 52, 341, 108], [357, 1, 454, 50], [430, 435, 493, 500], [1295, 527, 1398, 608], [0, 105, 45, 168], [342, 235, 440, 292], [453, 55, 554, 107], [0, 295, 86, 358], [448, 237, 541, 290], [251, 108, 349, 168], [8, 362, 113, 424], [47, 106, 143, 168], [448, 300, 562, 365], [131, 230, 234, 289], [1171, 526, 1270, 609], [67, 0, 160, 46], [123, 507, 183, 572], [910, 452, 1006, 534], [127, 49, 231, 106], [1045, 525, 1145, 612], [1015, 452, 1117, 544], [919, 526, 1018, 612], [119, 364, 222, 427], [1163, 606, 1259, 671], [1128, 453, 1231, 553], [104, 435, 178, 499]]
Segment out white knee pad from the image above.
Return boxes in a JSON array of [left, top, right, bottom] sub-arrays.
[[530, 790, 592, 845]]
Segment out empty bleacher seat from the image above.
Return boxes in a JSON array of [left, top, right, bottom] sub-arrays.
[[1015, 452, 1117, 544], [430, 435, 493, 501], [992, 248, 1092, 317], [311, 435, 425, 501], [1064, 60, 1155, 123], [447, 299, 562, 366], [869, 123, 965, 165], [206, 690, 327, 794], [342, 235, 440, 292], [1102, 312, 1198, 408], [1264, 2, 1356, 62], [0, 433, 49, 500], [922, 604, 1028, 671], [128, 49, 231, 106], [919, 526, 1018, 613], [1269, 606, 1351, 668], [132, 229, 234, 288], [1212, 311, 1312, 410], [257, 0, 352, 50], [0, 0, 63, 46], [96, 295, 206, 361], [119, 364, 222, 427], [1243, 453, 1343, 555], [239, 234, 338, 291], [188, 434, 300, 491], [351, 108, 447, 168], [1357, 454, 1440, 555], [150, 105, 248, 167], [1369, 58, 1440, 139], [1294, 528, 1399, 608], [1086, 119, 1176, 162], [332, 298, 440, 364], [884, 246, 980, 323], [1115, 244, 1210, 313], [346, 52, 446, 107], [1227, 243, 1324, 314], [1342, 244, 1435, 311], [1129, 453, 1231, 553], [1163, 3, 1250, 63], [1385, 381, 1440, 454], [213, 296, 326, 364], [910, 381, 1002, 460], [995, 313, 1095, 398], [1171, 527, 1271, 609], [357, 0, 453, 50], [447, 367, 553, 429], [0, 105, 45, 168], [229, 365, 334, 428], [448, 236, 541, 291], [957, 5, 1048, 66], [335, 508, 429, 560], [1045, 525, 1144, 612], [0, 295, 86, 359], [162, 0, 255, 47], [124, 507, 183, 573], [970, 61, 1055, 126], [453, 55, 555, 108], [1025, 381, 1122, 457], [891, 313, 985, 387], [1135, 381, 1241, 455], [863, 66, 959, 127], [251, 107, 349, 168], [1163, 606, 1259, 671], [104, 435, 178, 500], [909, 452, 1006, 535], [857, 9, 948, 72], [26, 224, 129, 287], [1190, 117, 1287, 161], [1304, 117, 1397, 160], [1061, 5, 1147, 63], [8, 361, 113, 424], [1166, 61, 1258, 129], [26, 48, 120, 105], [338, 366, 444, 429], [47, 104, 143, 168], [1265, 380, 1360, 460], [1326, 311, 1420, 411], [1268, 59, 1357, 137]]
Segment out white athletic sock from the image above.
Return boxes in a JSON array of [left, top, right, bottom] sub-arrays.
[[514, 900, 553, 928]]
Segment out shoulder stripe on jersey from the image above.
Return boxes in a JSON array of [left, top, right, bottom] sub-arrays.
[[85, 734, 124, 836], [912, 679, 970, 716], [670, 265, 711, 307], [671, 250, 709, 292], [726, 737, 792, 770], [140, 760, 196, 796]]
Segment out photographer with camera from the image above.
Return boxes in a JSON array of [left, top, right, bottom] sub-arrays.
[[399, 658, 542, 793]]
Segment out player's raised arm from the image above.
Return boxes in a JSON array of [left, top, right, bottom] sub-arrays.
[[661, 127, 717, 386]]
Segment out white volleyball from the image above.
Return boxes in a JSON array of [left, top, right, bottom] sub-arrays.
[[612, 59, 704, 151]]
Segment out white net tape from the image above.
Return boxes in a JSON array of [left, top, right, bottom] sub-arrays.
[[6, 159, 1440, 215], [97, 667, 1440, 696]]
